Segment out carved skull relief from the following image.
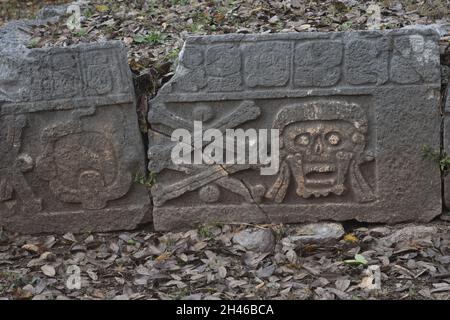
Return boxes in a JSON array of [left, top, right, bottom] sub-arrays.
[[266, 100, 375, 203], [283, 119, 357, 197]]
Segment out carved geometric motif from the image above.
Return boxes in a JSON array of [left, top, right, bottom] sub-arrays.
[[294, 41, 343, 87], [345, 38, 389, 85], [206, 44, 242, 91], [245, 42, 291, 87], [82, 50, 114, 95]]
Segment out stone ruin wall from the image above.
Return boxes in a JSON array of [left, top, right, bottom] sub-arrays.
[[1, 13, 449, 233]]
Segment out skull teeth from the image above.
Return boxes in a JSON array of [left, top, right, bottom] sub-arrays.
[[301, 191, 330, 198], [299, 185, 346, 198], [304, 165, 336, 174]]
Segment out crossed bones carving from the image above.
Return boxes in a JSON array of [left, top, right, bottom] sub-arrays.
[[148, 100, 264, 206]]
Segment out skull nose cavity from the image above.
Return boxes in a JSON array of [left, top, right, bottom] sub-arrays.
[[315, 143, 321, 154], [313, 137, 323, 154]]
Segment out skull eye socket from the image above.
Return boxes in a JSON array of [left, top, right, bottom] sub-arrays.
[[295, 133, 310, 146], [326, 132, 341, 146]]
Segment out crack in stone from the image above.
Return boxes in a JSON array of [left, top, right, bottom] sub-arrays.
[[240, 176, 271, 223]]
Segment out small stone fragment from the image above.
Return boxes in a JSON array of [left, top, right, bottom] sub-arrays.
[[378, 225, 437, 246], [289, 223, 345, 245], [233, 228, 275, 253]]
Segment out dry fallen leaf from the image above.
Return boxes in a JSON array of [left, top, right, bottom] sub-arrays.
[[41, 264, 56, 277], [40, 251, 56, 261], [360, 265, 381, 290], [123, 37, 133, 46], [218, 266, 227, 279], [22, 244, 40, 253], [155, 252, 171, 261], [344, 233, 358, 243], [63, 233, 77, 243], [95, 4, 109, 12]]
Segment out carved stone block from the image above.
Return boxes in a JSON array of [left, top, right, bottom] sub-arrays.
[[0, 42, 151, 234], [148, 29, 442, 231], [443, 86, 450, 210]]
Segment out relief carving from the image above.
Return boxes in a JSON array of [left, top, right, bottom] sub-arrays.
[[82, 50, 114, 95], [345, 38, 389, 85], [36, 107, 132, 210], [0, 114, 42, 213], [206, 44, 242, 92], [148, 100, 261, 172], [30, 52, 81, 101], [148, 101, 262, 206], [173, 45, 207, 93], [0, 40, 150, 234], [245, 42, 291, 87], [266, 101, 375, 203], [390, 35, 440, 84], [0, 57, 22, 102], [294, 41, 343, 87], [148, 30, 441, 231], [182, 46, 205, 68]]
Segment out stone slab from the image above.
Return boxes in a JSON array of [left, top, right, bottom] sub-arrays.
[[446, 85, 450, 111], [148, 28, 442, 231], [0, 40, 151, 234], [444, 86, 450, 209]]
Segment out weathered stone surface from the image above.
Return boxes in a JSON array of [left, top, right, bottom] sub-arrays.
[[443, 85, 450, 209], [35, 4, 69, 21], [232, 228, 275, 253], [377, 225, 437, 247], [148, 28, 442, 231], [368, 226, 391, 237], [446, 85, 450, 110], [0, 31, 151, 233]]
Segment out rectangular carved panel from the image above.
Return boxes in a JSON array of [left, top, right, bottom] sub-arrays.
[[148, 29, 442, 231], [0, 42, 151, 234]]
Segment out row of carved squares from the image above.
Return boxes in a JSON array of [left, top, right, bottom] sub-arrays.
[[49, 49, 112, 70], [179, 35, 436, 84]]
